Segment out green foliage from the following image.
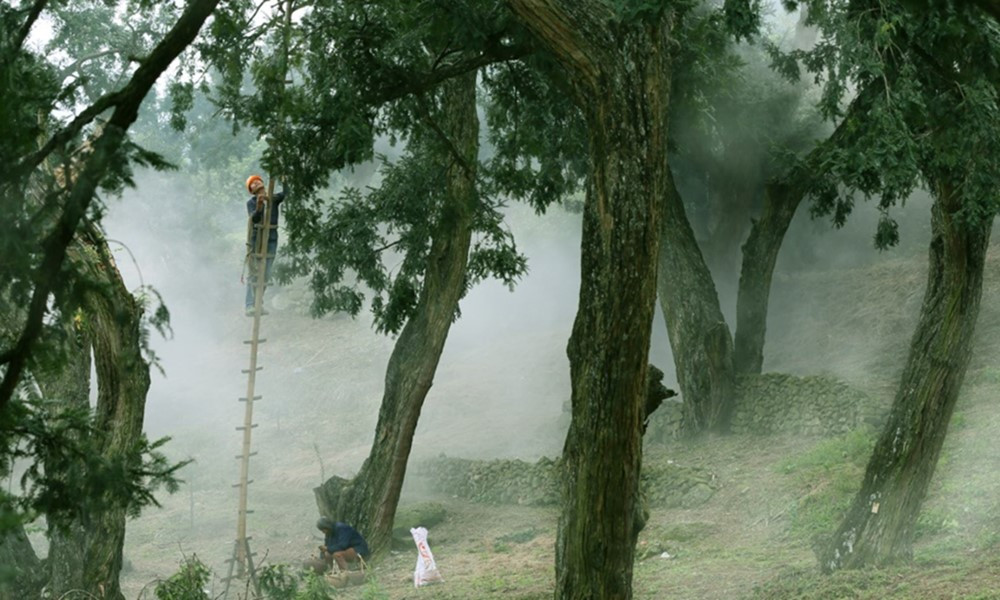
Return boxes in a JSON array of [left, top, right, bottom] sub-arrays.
[[360, 573, 390, 600], [768, 0, 1000, 245], [196, 0, 533, 332], [611, 0, 676, 26], [481, 56, 587, 212], [259, 564, 338, 600], [154, 555, 211, 600], [670, 21, 826, 243], [723, 0, 763, 41], [2, 395, 188, 528], [284, 130, 525, 333], [259, 564, 300, 600]]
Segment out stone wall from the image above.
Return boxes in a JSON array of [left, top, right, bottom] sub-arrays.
[[729, 373, 884, 436], [413, 456, 560, 506], [413, 455, 719, 509], [646, 373, 885, 440]]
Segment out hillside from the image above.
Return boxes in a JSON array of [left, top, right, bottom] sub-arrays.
[[91, 196, 1000, 599]]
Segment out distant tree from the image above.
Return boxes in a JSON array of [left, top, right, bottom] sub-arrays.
[[768, 0, 1000, 570], [731, 81, 875, 376]]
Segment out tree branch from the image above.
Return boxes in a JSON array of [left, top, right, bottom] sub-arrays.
[[13, 0, 48, 54], [503, 0, 608, 93], [0, 0, 222, 416], [57, 49, 121, 80], [411, 93, 476, 180], [366, 41, 532, 106]]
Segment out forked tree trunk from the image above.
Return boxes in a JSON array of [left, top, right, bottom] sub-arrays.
[[314, 72, 478, 557], [658, 171, 736, 432], [820, 182, 992, 571], [504, 2, 672, 598]]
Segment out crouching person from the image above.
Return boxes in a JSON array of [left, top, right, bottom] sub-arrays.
[[304, 517, 371, 574]]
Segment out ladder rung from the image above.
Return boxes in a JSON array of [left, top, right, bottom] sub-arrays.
[[235, 424, 259, 430], [235, 452, 258, 459], [238, 396, 262, 402], [243, 339, 267, 344], [231, 479, 254, 488], [241, 367, 263, 373]]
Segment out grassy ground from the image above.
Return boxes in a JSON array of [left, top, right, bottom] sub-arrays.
[[116, 233, 1000, 599]]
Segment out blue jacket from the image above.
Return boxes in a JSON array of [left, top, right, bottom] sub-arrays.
[[247, 188, 286, 241], [325, 522, 370, 558]]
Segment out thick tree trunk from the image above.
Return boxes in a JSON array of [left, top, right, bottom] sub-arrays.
[[314, 73, 478, 557], [0, 523, 44, 600], [819, 182, 992, 572], [658, 170, 736, 433], [34, 305, 94, 596], [504, 2, 672, 598], [732, 181, 802, 374], [46, 227, 152, 600]]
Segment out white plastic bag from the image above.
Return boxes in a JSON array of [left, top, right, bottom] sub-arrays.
[[411, 526, 444, 587]]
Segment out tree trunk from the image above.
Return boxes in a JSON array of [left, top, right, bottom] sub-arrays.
[[732, 87, 872, 375], [819, 182, 992, 572], [658, 170, 736, 433], [314, 72, 478, 557], [504, 2, 672, 598], [47, 227, 152, 600], [732, 181, 802, 374], [34, 301, 94, 596], [0, 522, 44, 600]]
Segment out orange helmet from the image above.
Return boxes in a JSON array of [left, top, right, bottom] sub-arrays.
[[245, 174, 264, 193]]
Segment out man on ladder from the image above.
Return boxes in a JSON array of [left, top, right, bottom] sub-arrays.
[[244, 174, 287, 316]]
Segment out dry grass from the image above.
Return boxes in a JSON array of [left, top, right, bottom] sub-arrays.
[[113, 236, 1000, 599]]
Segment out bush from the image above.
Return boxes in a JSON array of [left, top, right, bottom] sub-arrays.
[[154, 556, 211, 600], [259, 564, 337, 600]]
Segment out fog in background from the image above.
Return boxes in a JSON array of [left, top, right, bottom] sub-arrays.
[[89, 109, 967, 593], [101, 156, 936, 471]]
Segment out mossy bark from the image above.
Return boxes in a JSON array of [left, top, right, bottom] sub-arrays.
[[314, 72, 478, 558], [504, 2, 672, 597], [820, 182, 992, 571]]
